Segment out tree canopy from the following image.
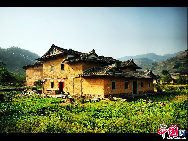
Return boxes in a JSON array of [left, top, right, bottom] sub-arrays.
[[161, 70, 172, 84], [0, 61, 26, 86]]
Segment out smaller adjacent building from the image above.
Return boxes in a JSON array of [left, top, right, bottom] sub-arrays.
[[23, 61, 43, 86], [170, 72, 188, 84], [23, 44, 157, 98]]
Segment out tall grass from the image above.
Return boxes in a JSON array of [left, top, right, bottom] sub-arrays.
[[0, 92, 187, 133]]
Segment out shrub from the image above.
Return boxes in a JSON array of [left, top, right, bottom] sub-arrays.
[[0, 93, 187, 133]]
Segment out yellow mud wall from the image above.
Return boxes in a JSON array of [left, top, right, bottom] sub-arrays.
[[42, 57, 103, 95], [82, 78, 104, 97], [25, 65, 43, 86], [42, 57, 98, 79], [43, 79, 59, 94], [43, 57, 69, 79], [41, 56, 154, 96], [104, 78, 133, 96], [137, 78, 154, 92], [104, 78, 154, 96]]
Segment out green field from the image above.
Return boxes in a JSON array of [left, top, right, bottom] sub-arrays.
[[0, 91, 187, 133]]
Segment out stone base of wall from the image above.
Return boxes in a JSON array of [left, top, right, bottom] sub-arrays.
[[80, 93, 104, 99], [43, 89, 155, 100], [105, 90, 155, 99]]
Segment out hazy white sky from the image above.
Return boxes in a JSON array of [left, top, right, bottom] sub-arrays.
[[0, 7, 187, 59]]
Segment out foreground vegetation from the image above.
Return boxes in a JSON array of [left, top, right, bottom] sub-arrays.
[[0, 91, 187, 133]]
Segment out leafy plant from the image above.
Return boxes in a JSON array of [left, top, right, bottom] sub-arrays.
[[0, 92, 187, 133]]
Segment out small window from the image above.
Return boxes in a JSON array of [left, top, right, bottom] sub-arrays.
[[51, 82, 54, 88], [148, 82, 151, 88], [111, 81, 116, 91], [141, 81, 144, 88], [61, 64, 64, 70], [51, 65, 54, 72], [125, 81, 129, 89]]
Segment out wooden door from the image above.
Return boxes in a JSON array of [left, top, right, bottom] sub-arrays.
[[59, 82, 64, 93], [132, 80, 137, 94]]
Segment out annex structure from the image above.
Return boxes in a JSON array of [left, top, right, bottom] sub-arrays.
[[23, 44, 157, 98]]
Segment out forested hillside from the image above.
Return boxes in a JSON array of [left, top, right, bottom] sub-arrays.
[[118, 51, 183, 62], [118, 51, 184, 68], [0, 46, 187, 76], [142, 50, 188, 75], [0, 47, 40, 74]]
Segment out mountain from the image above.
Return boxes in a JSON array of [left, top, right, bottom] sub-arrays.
[[133, 58, 156, 68], [118, 51, 183, 62], [0, 47, 40, 74], [117, 51, 184, 68], [142, 50, 188, 75], [118, 53, 159, 62]]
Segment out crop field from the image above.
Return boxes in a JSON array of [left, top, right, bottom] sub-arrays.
[[0, 90, 187, 133]]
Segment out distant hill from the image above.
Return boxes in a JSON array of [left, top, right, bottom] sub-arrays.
[[117, 51, 184, 68], [0, 47, 40, 74], [142, 50, 188, 75], [118, 53, 159, 62], [133, 58, 156, 68]]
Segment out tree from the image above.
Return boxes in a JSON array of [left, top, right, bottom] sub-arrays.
[[13, 73, 26, 86], [34, 80, 42, 88], [0, 61, 6, 68], [162, 70, 169, 75], [161, 70, 172, 84], [0, 61, 26, 86], [0, 68, 17, 86], [176, 76, 187, 84]]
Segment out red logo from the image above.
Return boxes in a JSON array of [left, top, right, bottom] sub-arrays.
[[158, 123, 186, 139], [158, 128, 168, 135], [168, 125, 178, 137]]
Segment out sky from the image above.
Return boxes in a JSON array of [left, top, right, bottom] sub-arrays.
[[0, 7, 187, 59]]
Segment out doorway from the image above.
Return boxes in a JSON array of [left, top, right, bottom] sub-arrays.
[[132, 80, 137, 94], [59, 82, 64, 93]]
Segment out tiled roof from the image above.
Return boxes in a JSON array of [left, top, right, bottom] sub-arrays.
[[36, 44, 142, 70], [120, 59, 142, 69], [38, 44, 83, 61], [79, 63, 156, 79], [62, 48, 120, 64], [25, 44, 151, 79], [23, 61, 43, 69], [37, 44, 118, 65], [79, 63, 122, 76]]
